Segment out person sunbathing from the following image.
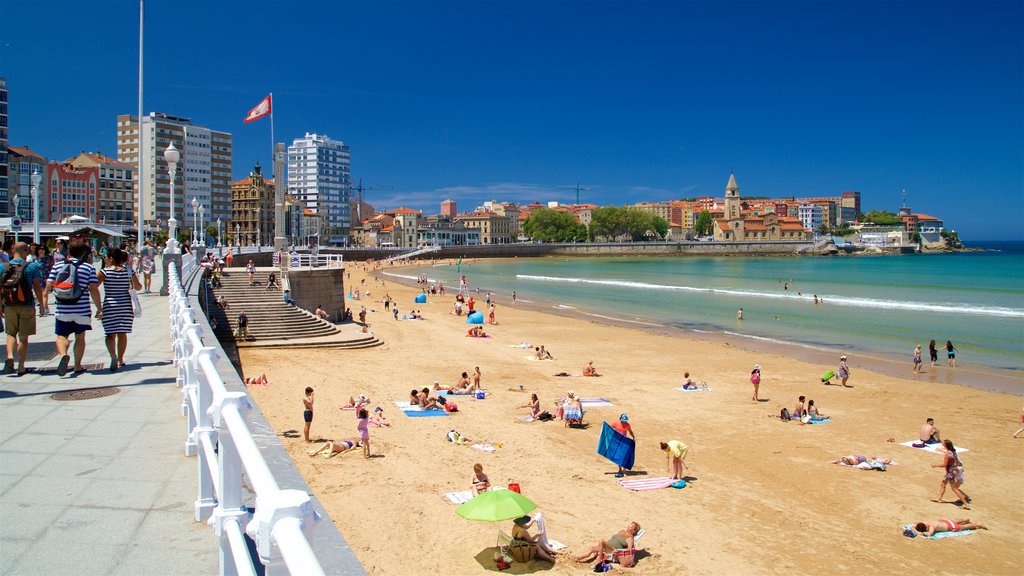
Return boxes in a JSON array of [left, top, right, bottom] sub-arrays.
[[583, 361, 600, 377], [914, 519, 987, 536], [370, 407, 390, 427], [308, 438, 361, 458], [419, 388, 443, 410], [520, 393, 541, 419], [343, 395, 371, 408], [833, 454, 892, 466], [537, 345, 554, 360], [410, 389, 421, 406], [471, 463, 490, 496], [574, 522, 641, 563], [511, 516, 556, 562]]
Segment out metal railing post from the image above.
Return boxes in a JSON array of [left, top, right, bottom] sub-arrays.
[[245, 490, 324, 576], [193, 345, 217, 521], [210, 391, 252, 574]]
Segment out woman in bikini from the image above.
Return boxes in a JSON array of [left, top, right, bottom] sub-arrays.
[[574, 522, 641, 563], [308, 438, 361, 458], [520, 393, 541, 419], [933, 439, 971, 509], [470, 463, 490, 496], [511, 516, 557, 562], [833, 454, 892, 466], [914, 518, 987, 536]]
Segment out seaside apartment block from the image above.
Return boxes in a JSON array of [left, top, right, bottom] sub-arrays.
[[0, 77, 7, 215], [117, 113, 232, 231], [6, 145, 47, 222], [287, 133, 352, 245], [65, 152, 135, 224]]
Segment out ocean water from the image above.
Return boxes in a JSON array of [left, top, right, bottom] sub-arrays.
[[404, 241, 1024, 375]]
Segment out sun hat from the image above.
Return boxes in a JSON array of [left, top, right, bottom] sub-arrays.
[[754, 364, 761, 370], [841, 355, 847, 360], [620, 413, 629, 422], [514, 515, 531, 526], [374, 406, 382, 413]]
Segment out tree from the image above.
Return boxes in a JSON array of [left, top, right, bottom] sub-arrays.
[[694, 211, 714, 237], [588, 207, 667, 241], [205, 225, 219, 240], [522, 208, 583, 242], [817, 223, 831, 235], [940, 229, 962, 249], [863, 210, 901, 226]]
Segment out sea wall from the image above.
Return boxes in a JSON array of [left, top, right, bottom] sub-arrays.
[[287, 268, 345, 321]]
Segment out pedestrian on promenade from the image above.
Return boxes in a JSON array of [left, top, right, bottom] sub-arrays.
[[45, 241, 102, 376], [34, 245, 53, 314], [98, 248, 143, 372], [0, 242, 45, 376]]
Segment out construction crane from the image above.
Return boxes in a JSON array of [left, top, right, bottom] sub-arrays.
[[352, 178, 393, 222], [520, 182, 592, 205]]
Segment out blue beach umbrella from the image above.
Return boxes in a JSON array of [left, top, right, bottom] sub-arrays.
[[466, 311, 484, 324]]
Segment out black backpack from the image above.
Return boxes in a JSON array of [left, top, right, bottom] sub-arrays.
[[780, 407, 791, 421], [0, 262, 31, 306]]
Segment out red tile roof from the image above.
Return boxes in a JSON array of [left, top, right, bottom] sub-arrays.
[[7, 145, 46, 161]]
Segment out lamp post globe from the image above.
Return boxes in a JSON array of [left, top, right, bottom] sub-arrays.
[[31, 168, 41, 243], [163, 143, 181, 254]]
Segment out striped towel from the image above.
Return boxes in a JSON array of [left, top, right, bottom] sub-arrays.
[[898, 441, 970, 454], [617, 476, 675, 491], [445, 491, 474, 504], [902, 524, 975, 539], [580, 398, 613, 407]]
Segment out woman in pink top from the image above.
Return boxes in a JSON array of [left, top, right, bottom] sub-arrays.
[[357, 408, 370, 458]]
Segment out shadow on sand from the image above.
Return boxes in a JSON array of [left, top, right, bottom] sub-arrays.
[[473, 546, 556, 573]]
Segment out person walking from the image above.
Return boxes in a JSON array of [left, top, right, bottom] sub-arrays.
[[945, 340, 959, 367], [838, 355, 851, 387], [913, 344, 923, 373], [928, 340, 939, 367], [0, 243, 45, 376], [750, 364, 762, 401], [932, 439, 971, 509], [45, 241, 102, 376], [97, 248, 142, 372]]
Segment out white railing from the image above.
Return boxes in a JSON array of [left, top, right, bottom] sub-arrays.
[[181, 251, 197, 278], [168, 264, 326, 576], [271, 252, 345, 269], [384, 245, 441, 262]]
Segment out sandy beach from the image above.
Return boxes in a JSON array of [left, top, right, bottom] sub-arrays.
[[240, 260, 1024, 575]]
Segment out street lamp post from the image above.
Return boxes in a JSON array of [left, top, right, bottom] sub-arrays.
[[256, 206, 262, 249], [31, 168, 41, 244], [12, 194, 18, 242], [199, 204, 205, 246], [217, 218, 222, 247], [191, 197, 198, 247], [163, 143, 180, 254], [235, 224, 240, 249]]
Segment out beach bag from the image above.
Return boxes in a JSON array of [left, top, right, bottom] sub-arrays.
[[130, 289, 142, 318], [507, 483, 521, 494], [751, 372, 761, 385], [51, 260, 85, 304], [0, 262, 31, 306], [445, 402, 459, 413], [538, 411, 553, 421], [780, 407, 790, 421], [614, 549, 636, 567]]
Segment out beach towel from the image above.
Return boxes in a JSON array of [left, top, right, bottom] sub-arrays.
[[472, 443, 497, 452], [898, 441, 970, 454], [445, 491, 474, 505], [617, 476, 675, 491], [674, 386, 711, 392], [338, 406, 358, 411], [395, 401, 449, 417], [806, 418, 831, 424], [436, 390, 480, 396], [902, 524, 976, 540], [580, 398, 614, 407], [597, 422, 635, 470], [533, 513, 567, 552]]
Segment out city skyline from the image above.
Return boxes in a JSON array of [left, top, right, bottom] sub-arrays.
[[1, 0, 1021, 239]]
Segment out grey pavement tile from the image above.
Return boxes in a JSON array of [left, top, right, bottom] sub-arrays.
[[0, 473, 25, 495], [0, 538, 36, 571], [31, 454, 113, 479], [75, 417, 148, 439], [0, 403, 57, 424], [0, 431, 76, 453], [7, 541, 124, 576], [75, 479, 166, 509], [0, 451, 42, 476], [129, 510, 211, 551], [46, 403, 117, 422], [110, 389, 180, 409], [0, 502, 68, 540], [3, 413, 94, 437], [57, 431, 134, 457], [150, 480, 197, 513], [93, 455, 185, 482], [42, 507, 146, 546], [118, 406, 177, 424], [121, 431, 191, 458], [1, 474, 93, 506], [108, 542, 217, 576]]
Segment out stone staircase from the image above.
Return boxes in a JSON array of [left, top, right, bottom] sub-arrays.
[[206, 270, 381, 349]]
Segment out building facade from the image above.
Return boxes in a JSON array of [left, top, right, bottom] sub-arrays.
[[65, 152, 134, 225], [6, 146, 48, 222], [286, 133, 351, 245], [440, 199, 457, 219], [47, 162, 99, 221], [798, 203, 823, 231], [116, 112, 232, 230], [231, 163, 275, 246], [456, 212, 514, 244]]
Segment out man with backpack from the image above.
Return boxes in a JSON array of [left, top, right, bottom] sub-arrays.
[[0, 242, 45, 376], [45, 241, 102, 376]]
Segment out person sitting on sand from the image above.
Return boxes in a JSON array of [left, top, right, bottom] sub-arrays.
[[682, 372, 698, 390], [920, 418, 941, 444], [914, 519, 987, 536], [410, 389, 421, 405], [370, 407, 390, 427], [419, 388, 443, 410], [564, 392, 584, 427], [583, 361, 600, 377], [511, 515, 557, 562], [467, 326, 486, 337], [801, 399, 828, 422], [308, 438, 361, 458], [574, 522, 641, 563], [792, 395, 807, 419], [520, 393, 541, 419], [471, 463, 490, 495], [833, 454, 892, 466]]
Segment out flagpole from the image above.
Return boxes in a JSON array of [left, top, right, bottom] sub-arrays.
[[137, 0, 145, 249], [269, 93, 274, 251]]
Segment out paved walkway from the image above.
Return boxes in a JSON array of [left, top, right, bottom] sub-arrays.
[[0, 292, 217, 575]]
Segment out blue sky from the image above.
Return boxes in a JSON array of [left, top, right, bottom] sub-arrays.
[[2, 0, 1021, 240]]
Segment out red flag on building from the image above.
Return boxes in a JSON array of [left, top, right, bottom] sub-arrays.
[[243, 94, 272, 123]]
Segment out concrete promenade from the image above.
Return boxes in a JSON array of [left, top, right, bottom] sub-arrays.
[[0, 291, 217, 575]]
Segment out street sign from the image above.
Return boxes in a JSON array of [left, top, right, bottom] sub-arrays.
[[11, 218, 22, 232]]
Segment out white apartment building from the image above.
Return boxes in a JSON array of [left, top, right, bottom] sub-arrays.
[[286, 133, 351, 245], [117, 113, 232, 229], [798, 203, 823, 232]]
